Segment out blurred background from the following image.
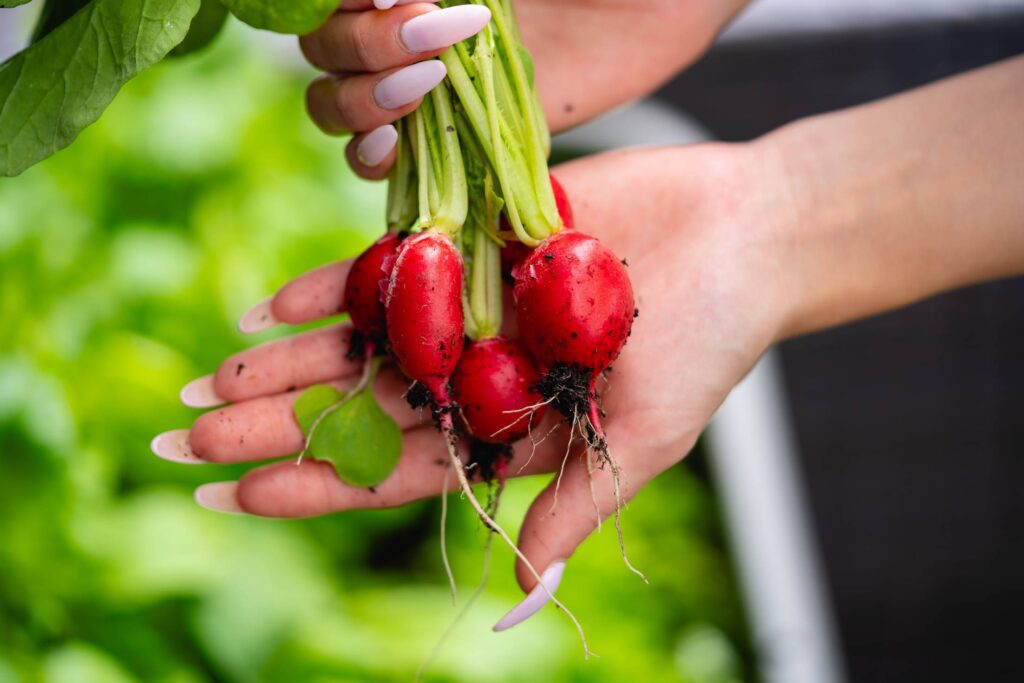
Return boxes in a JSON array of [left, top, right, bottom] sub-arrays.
[[2, 1, 1023, 682], [0, 8, 748, 683]]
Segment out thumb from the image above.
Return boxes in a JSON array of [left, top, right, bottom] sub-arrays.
[[493, 426, 645, 632]]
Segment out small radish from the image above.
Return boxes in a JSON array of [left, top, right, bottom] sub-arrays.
[[451, 337, 546, 444], [343, 232, 401, 352], [385, 231, 465, 406]]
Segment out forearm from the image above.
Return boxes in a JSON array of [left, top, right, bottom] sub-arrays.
[[758, 55, 1024, 338]]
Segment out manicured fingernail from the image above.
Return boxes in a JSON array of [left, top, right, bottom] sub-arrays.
[[374, 60, 446, 110], [357, 125, 400, 166], [195, 482, 245, 514], [180, 374, 225, 408], [151, 429, 203, 465], [400, 5, 492, 53], [492, 560, 566, 632], [238, 296, 278, 334], [374, 0, 399, 9]]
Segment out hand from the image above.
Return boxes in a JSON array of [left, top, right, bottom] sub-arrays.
[[299, 0, 747, 178], [153, 141, 792, 625]]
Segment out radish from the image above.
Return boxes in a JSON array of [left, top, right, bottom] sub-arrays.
[[513, 231, 635, 377], [384, 231, 465, 407], [451, 337, 546, 445], [343, 232, 401, 354], [512, 229, 643, 583]]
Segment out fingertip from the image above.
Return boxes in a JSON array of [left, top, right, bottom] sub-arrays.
[[356, 124, 399, 166], [347, 133, 397, 180], [239, 296, 280, 334]]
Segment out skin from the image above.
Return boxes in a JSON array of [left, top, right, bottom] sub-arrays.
[[181, 3, 1024, 598]]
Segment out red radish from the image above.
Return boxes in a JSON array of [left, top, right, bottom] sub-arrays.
[[549, 174, 574, 230], [385, 231, 465, 404], [451, 337, 546, 444], [513, 231, 634, 375], [500, 175, 575, 281], [343, 233, 401, 347]]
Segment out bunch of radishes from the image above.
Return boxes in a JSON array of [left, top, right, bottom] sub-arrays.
[[299, 0, 637, 649]]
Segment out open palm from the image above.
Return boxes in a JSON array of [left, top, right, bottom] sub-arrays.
[[159, 143, 786, 616]]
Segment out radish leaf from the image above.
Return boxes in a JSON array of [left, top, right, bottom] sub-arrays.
[[293, 384, 345, 435], [219, 0, 335, 35], [0, 0, 201, 177], [308, 389, 402, 489], [1, 1, 34, 8]]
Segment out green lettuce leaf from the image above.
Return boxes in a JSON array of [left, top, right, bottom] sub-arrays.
[[31, 0, 91, 44], [171, 0, 230, 57], [0, 0, 201, 176], [219, 0, 335, 35], [0, 1, 34, 9]]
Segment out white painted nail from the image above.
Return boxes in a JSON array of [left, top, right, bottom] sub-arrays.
[[151, 429, 204, 465], [492, 560, 566, 632], [373, 60, 447, 110], [357, 125, 400, 167], [400, 5, 491, 54], [238, 296, 279, 334], [373, 0, 399, 9], [194, 482, 245, 514], [179, 374, 225, 408]]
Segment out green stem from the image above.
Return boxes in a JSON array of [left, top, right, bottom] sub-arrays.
[[483, 0, 560, 232], [411, 107, 432, 229], [430, 80, 468, 236]]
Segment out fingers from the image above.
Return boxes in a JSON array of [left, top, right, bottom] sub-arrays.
[[301, 2, 491, 177], [212, 323, 359, 404], [346, 127, 398, 179], [235, 259, 353, 336], [185, 366, 421, 464], [232, 416, 570, 518], [301, 3, 487, 74], [305, 60, 447, 136]]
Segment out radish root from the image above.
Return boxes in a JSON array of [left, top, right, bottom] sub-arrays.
[[439, 413, 593, 658]]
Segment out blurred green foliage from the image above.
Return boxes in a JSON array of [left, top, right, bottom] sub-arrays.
[[0, 22, 750, 683]]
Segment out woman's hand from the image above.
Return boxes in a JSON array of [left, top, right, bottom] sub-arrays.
[[153, 141, 790, 625], [300, 0, 748, 178]]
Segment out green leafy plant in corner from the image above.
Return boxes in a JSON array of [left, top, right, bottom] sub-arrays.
[[0, 0, 339, 177]]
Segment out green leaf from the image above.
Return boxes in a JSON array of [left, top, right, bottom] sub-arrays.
[[309, 389, 403, 489], [30, 0, 91, 44], [518, 45, 534, 87], [219, 0, 335, 35], [0, 1, 33, 9], [171, 0, 230, 57], [293, 384, 344, 436], [0, 0, 202, 177]]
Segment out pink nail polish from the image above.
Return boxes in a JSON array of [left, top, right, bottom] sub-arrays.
[[373, 0, 399, 9], [357, 125, 400, 167], [492, 560, 566, 632], [238, 296, 279, 334], [400, 5, 491, 54], [180, 374, 225, 408], [151, 429, 204, 465], [374, 60, 447, 111], [194, 482, 245, 514]]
